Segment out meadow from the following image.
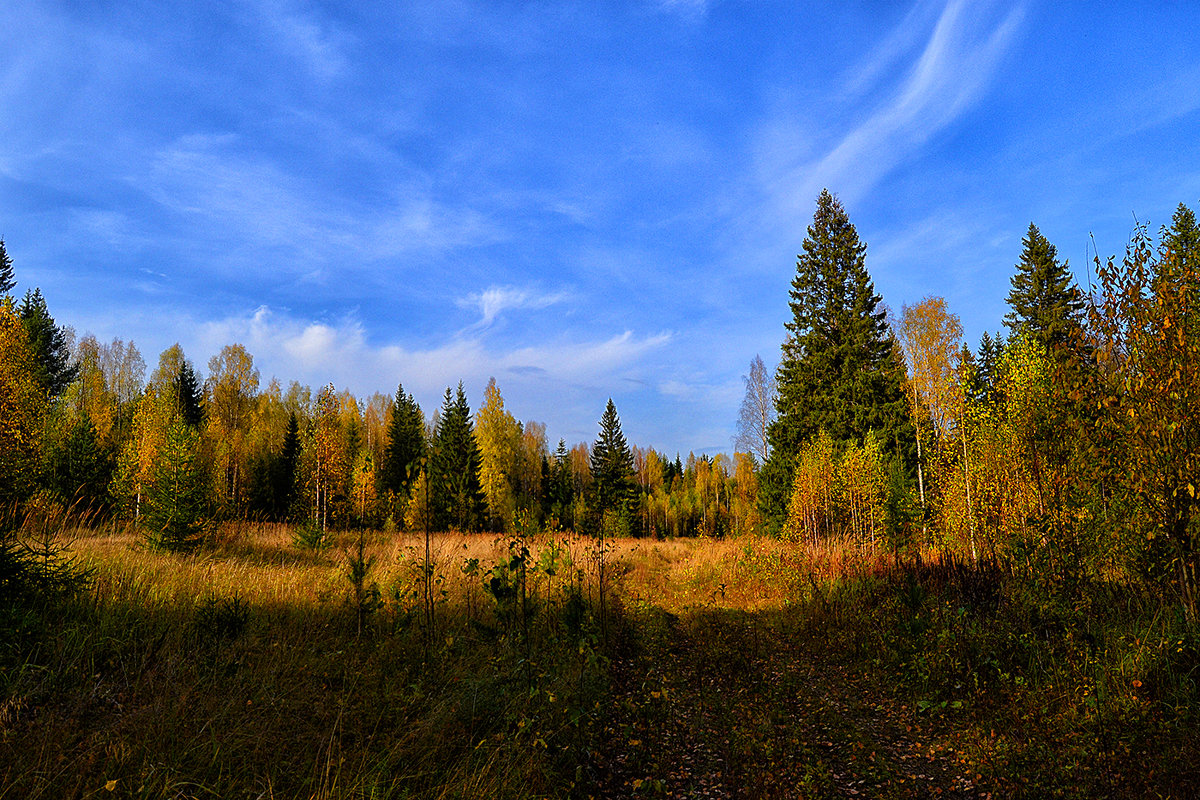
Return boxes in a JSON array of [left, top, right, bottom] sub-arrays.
[[2, 523, 1198, 799]]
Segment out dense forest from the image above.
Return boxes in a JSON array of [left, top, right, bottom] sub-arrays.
[[2, 192, 1199, 797], [3, 191, 1199, 612], [0, 269, 758, 556]]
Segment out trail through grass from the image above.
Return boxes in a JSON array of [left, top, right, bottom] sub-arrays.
[[593, 606, 988, 799]]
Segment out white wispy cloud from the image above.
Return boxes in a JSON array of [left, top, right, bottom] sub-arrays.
[[838, 2, 942, 102], [457, 285, 571, 328], [757, 0, 1025, 219], [655, 0, 709, 22], [145, 134, 503, 274], [250, 0, 350, 83]]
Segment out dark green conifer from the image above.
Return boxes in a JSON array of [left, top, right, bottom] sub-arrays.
[[429, 383, 485, 532], [973, 331, 1005, 406], [548, 439, 573, 520], [269, 412, 301, 520], [1162, 202, 1200, 309], [44, 418, 113, 512], [246, 411, 300, 521], [174, 360, 205, 428], [1164, 202, 1200, 266], [380, 383, 425, 498], [143, 419, 208, 552], [0, 239, 14, 295], [590, 399, 636, 521], [1004, 223, 1085, 353], [760, 190, 912, 533], [18, 288, 77, 398]]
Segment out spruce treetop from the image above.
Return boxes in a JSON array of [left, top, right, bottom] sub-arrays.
[[18, 287, 77, 399], [1162, 202, 1200, 288], [590, 398, 635, 516], [760, 190, 912, 534], [430, 382, 484, 531], [381, 382, 424, 497], [0, 238, 14, 295], [771, 189, 909, 454], [1004, 223, 1084, 353]]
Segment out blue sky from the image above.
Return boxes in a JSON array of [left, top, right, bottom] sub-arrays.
[[4, 0, 1200, 455]]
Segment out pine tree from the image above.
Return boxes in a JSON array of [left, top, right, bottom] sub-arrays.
[[0, 239, 14, 295], [430, 383, 485, 532], [590, 398, 636, 522], [380, 383, 425, 499], [1004, 223, 1085, 354], [19, 288, 77, 398], [760, 190, 912, 533]]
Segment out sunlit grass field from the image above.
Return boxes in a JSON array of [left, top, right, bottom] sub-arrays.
[[6, 523, 816, 799], [2, 523, 1197, 798]]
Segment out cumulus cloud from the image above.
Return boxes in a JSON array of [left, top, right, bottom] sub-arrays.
[[193, 304, 670, 417]]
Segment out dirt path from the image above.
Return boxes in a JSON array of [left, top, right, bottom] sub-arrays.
[[590, 607, 992, 799]]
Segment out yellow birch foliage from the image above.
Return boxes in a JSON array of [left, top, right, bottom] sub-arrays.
[[207, 343, 260, 509], [475, 377, 521, 532], [840, 434, 887, 544], [65, 334, 117, 446], [517, 420, 547, 507], [113, 388, 175, 519], [1090, 225, 1200, 610], [898, 296, 964, 441], [0, 301, 47, 503], [939, 402, 1038, 560], [783, 430, 836, 544], [732, 452, 762, 535], [309, 384, 348, 531]]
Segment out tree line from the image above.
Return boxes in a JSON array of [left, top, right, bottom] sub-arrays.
[[3, 189, 1199, 615], [0, 245, 752, 552], [749, 190, 1200, 616]]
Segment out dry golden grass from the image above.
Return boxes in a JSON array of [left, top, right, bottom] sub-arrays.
[[10, 520, 1195, 799], [60, 523, 902, 617]]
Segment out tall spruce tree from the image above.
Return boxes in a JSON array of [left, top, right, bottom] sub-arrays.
[[590, 399, 636, 522], [19, 288, 77, 399], [1162, 202, 1200, 306], [275, 411, 301, 519], [246, 410, 300, 522], [380, 383, 425, 499], [548, 438, 574, 527], [760, 190, 912, 533], [429, 383, 485, 532], [174, 360, 205, 428], [1004, 223, 1085, 354], [972, 331, 1005, 407], [0, 239, 14, 295]]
